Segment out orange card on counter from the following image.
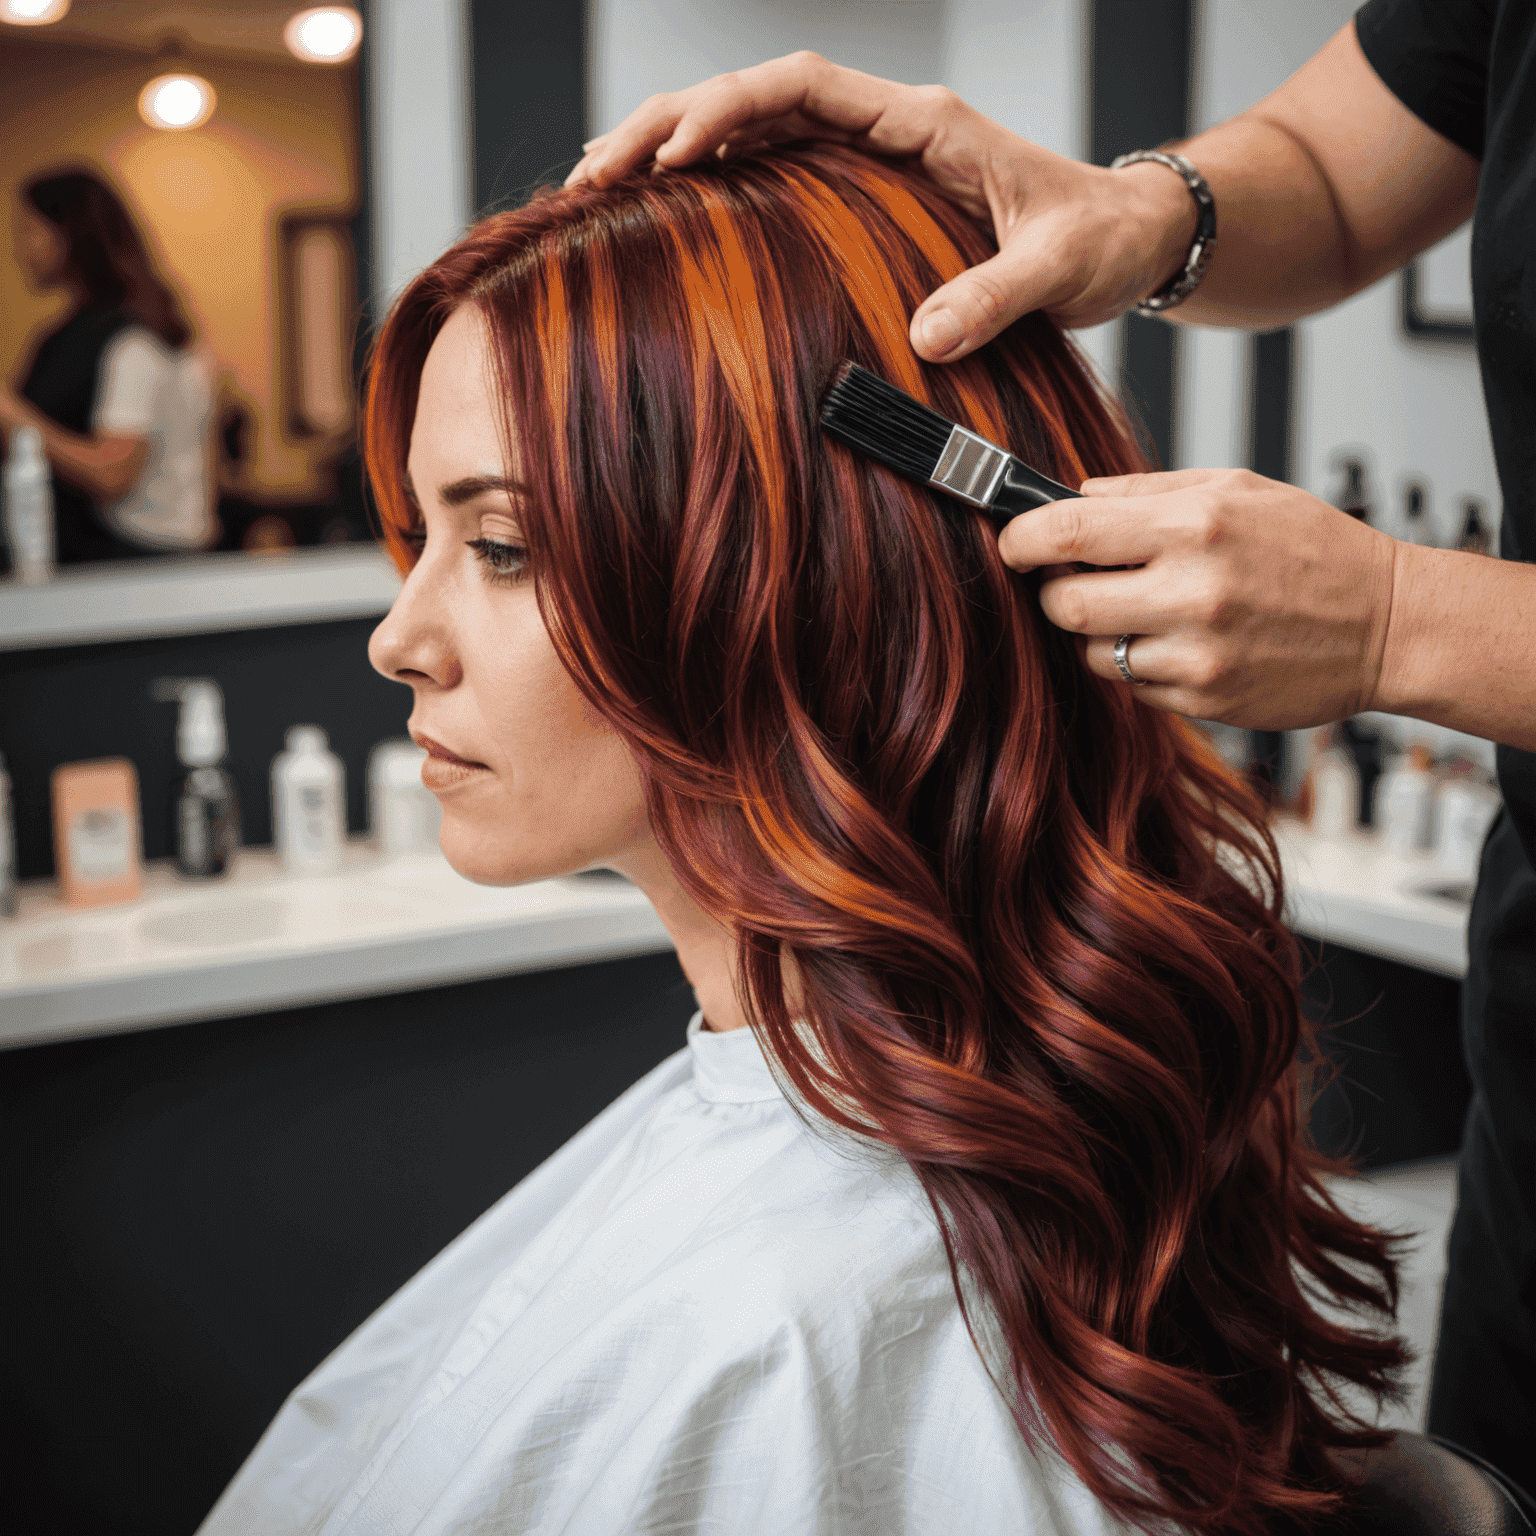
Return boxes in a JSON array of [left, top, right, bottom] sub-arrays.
[[51, 757, 145, 908]]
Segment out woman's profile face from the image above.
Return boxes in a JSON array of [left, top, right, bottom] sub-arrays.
[[367, 303, 651, 887], [15, 205, 67, 291]]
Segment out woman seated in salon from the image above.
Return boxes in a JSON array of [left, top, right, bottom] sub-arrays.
[[201, 145, 1407, 1536], [2, 168, 216, 565]]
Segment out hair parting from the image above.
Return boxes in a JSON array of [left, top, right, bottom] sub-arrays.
[[365, 144, 1408, 1536]]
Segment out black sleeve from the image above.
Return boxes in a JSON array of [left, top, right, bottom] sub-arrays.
[[1354, 0, 1493, 159]]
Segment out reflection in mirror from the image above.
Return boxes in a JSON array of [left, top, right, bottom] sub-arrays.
[[283, 216, 355, 439], [0, 1, 371, 574]]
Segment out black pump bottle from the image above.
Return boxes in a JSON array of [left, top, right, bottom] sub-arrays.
[[151, 677, 241, 879]]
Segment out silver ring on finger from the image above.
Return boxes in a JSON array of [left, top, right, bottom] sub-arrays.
[[1113, 633, 1146, 686]]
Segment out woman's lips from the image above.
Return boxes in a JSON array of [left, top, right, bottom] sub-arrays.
[[413, 733, 491, 791]]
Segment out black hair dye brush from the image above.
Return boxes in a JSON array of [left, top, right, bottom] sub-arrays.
[[818, 361, 1080, 528]]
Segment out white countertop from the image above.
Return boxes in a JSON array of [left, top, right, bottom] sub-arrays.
[[0, 817, 1469, 1052], [0, 842, 672, 1050], [1273, 815, 1469, 979], [0, 545, 401, 651]]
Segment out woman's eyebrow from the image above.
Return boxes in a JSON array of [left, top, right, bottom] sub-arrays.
[[437, 474, 528, 507]]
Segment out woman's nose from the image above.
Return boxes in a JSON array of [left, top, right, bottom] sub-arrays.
[[368, 565, 462, 690]]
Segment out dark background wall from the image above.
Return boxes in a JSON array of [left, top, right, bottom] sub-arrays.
[[1089, 0, 1193, 470], [470, 0, 586, 213]]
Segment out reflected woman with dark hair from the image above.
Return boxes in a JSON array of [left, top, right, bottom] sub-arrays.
[[203, 145, 1406, 1536], [2, 166, 216, 564]]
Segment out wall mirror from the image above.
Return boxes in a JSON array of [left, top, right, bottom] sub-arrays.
[[1, 1, 394, 649], [1402, 222, 1475, 343]]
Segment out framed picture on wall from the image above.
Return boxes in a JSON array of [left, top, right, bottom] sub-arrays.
[[278, 213, 359, 440], [1401, 223, 1475, 343]]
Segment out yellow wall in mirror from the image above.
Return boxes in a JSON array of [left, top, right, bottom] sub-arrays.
[[0, 38, 360, 504]]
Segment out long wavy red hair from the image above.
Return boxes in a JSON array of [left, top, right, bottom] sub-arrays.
[[365, 145, 1406, 1535]]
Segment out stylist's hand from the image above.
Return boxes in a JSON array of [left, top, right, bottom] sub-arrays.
[[1004, 469, 1401, 730], [567, 53, 1196, 360]]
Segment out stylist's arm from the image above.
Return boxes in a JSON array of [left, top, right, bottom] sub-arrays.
[[574, 31, 1536, 754]]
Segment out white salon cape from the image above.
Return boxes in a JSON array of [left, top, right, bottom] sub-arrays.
[[199, 1012, 1135, 1536]]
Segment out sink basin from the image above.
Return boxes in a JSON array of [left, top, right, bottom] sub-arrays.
[[138, 896, 288, 949]]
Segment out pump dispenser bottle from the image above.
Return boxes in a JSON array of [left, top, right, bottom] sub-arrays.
[[271, 726, 346, 872], [152, 678, 241, 879]]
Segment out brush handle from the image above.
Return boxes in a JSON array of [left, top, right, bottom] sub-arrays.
[[984, 458, 1081, 526]]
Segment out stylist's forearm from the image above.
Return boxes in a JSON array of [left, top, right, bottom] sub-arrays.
[[1158, 25, 1479, 329], [1373, 545, 1536, 755]]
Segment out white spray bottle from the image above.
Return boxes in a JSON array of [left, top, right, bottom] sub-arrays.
[[4, 425, 55, 585], [271, 725, 346, 872]]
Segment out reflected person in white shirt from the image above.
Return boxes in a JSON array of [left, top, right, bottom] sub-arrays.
[[2, 168, 215, 564], [201, 145, 1409, 1536]]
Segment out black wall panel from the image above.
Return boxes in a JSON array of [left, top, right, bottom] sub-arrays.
[[1089, 0, 1195, 470], [470, 0, 587, 214]]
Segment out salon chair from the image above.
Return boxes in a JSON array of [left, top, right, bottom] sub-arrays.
[[1327, 1432, 1535, 1536]]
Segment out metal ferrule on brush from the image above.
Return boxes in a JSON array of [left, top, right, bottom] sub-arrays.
[[929, 426, 1010, 509]]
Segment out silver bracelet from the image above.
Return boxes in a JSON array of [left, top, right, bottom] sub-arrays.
[[1109, 149, 1217, 315]]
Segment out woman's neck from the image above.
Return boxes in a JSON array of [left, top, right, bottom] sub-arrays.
[[608, 844, 750, 1032]]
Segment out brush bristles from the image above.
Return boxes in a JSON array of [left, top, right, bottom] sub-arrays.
[[818, 362, 953, 486]]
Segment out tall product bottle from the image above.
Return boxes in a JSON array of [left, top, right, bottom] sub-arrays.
[[271, 726, 346, 872], [51, 758, 145, 907], [1376, 745, 1436, 856], [151, 677, 242, 879], [0, 751, 17, 917], [3, 425, 55, 585]]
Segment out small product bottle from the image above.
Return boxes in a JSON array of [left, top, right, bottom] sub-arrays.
[[1375, 745, 1436, 857], [1456, 497, 1493, 556], [1305, 731, 1360, 840], [3, 424, 55, 586], [151, 678, 242, 880], [0, 750, 17, 917], [1436, 772, 1500, 880], [1328, 453, 1374, 525], [50, 757, 145, 907], [368, 738, 443, 856], [271, 726, 346, 872], [1399, 480, 1439, 547]]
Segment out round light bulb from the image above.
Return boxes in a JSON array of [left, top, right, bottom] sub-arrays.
[[138, 74, 216, 132], [1, 0, 71, 24], [283, 6, 362, 63]]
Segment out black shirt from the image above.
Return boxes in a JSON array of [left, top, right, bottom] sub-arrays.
[[16, 304, 152, 565], [1356, 0, 1536, 864], [1355, 0, 1536, 1478]]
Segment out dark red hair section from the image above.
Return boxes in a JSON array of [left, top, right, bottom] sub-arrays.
[[365, 146, 1406, 1536]]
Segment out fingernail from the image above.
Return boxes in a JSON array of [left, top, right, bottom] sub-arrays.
[[581, 135, 607, 152], [919, 308, 962, 357]]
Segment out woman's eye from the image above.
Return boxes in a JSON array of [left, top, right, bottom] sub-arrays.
[[466, 537, 529, 582]]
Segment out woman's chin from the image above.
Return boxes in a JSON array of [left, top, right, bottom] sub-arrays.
[[437, 825, 591, 888]]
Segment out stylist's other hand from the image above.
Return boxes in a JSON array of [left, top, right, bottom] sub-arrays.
[[1000, 469, 1401, 730], [566, 52, 1196, 360]]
